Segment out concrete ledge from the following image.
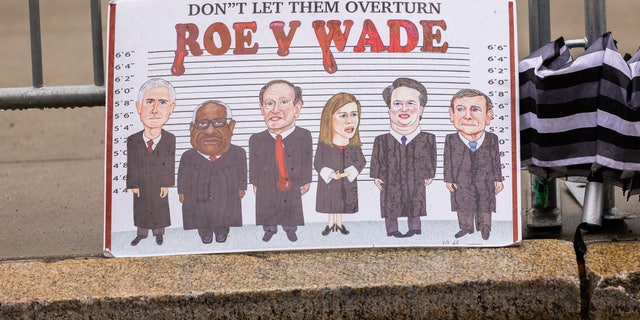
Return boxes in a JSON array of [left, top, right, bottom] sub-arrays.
[[586, 242, 640, 320], [0, 240, 579, 319]]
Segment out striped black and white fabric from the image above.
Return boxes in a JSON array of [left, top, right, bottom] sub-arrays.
[[520, 33, 640, 186]]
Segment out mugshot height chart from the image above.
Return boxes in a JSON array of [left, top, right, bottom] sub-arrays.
[[105, 0, 520, 257]]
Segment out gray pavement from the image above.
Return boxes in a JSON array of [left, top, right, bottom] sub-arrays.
[[3, 0, 640, 318]]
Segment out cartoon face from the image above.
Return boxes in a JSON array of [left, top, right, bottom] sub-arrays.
[[388, 86, 424, 134], [260, 82, 301, 135], [190, 103, 235, 156], [449, 95, 493, 141], [136, 86, 175, 130], [332, 102, 359, 145]]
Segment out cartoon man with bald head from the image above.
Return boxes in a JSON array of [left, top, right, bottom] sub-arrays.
[[249, 79, 313, 243]]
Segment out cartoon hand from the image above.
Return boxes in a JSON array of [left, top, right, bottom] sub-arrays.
[[446, 182, 457, 192], [131, 188, 140, 197], [239, 190, 246, 199], [179, 193, 184, 203], [329, 171, 341, 180], [495, 181, 504, 195], [300, 183, 310, 195], [374, 178, 384, 191], [424, 178, 433, 186], [253, 185, 257, 194], [160, 187, 169, 198]]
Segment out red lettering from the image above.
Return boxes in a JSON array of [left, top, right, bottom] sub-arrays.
[[353, 19, 387, 53], [312, 20, 353, 74], [233, 22, 259, 55], [204, 22, 232, 55], [270, 20, 302, 56], [172, 23, 203, 76], [387, 20, 418, 53], [420, 20, 448, 52]]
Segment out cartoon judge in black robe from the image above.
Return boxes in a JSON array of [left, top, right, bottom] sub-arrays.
[[314, 92, 366, 236], [249, 80, 312, 243], [178, 100, 247, 244], [444, 89, 504, 241], [127, 78, 176, 246]]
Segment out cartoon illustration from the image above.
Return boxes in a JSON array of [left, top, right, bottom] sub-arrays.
[[126, 78, 176, 246], [314, 93, 366, 236], [370, 78, 437, 238], [249, 80, 313, 242], [178, 101, 247, 244], [444, 88, 504, 240]]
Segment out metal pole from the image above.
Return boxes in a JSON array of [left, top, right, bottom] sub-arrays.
[[28, 0, 44, 88], [90, 0, 105, 87], [583, 0, 621, 220], [526, 0, 562, 227], [528, 0, 551, 50], [584, 0, 607, 45], [0, 85, 105, 109]]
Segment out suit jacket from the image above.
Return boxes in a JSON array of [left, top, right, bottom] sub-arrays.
[[249, 127, 312, 226], [178, 146, 247, 230], [443, 132, 502, 213], [314, 143, 366, 214], [126, 130, 175, 229], [370, 132, 437, 218]]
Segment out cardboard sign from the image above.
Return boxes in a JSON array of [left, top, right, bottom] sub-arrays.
[[104, 0, 520, 257]]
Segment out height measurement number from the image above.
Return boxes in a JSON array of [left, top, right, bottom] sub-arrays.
[[485, 43, 513, 182], [111, 50, 138, 195]]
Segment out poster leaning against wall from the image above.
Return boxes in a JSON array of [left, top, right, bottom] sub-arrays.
[[104, 0, 521, 257]]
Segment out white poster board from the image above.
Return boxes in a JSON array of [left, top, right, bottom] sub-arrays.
[[105, 0, 520, 257]]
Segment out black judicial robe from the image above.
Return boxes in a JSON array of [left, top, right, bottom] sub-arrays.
[[177, 146, 247, 230], [126, 130, 175, 230], [314, 143, 366, 214], [370, 132, 436, 219], [249, 127, 312, 226]]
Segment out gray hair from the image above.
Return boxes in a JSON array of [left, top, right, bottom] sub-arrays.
[[192, 100, 234, 122], [449, 88, 494, 111], [137, 78, 176, 103]]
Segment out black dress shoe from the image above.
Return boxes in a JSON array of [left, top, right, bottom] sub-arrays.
[[387, 231, 403, 238], [155, 235, 163, 245], [201, 235, 213, 244], [286, 231, 298, 242], [454, 229, 473, 238], [215, 233, 228, 243], [404, 229, 421, 237], [130, 236, 145, 246], [481, 230, 490, 240], [321, 225, 332, 236], [262, 230, 276, 242], [336, 224, 350, 235]]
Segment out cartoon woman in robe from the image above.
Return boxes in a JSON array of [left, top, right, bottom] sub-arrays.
[[314, 92, 366, 235]]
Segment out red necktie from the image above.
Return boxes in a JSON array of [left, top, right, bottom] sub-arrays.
[[210, 155, 217, 162], [146, 140, 154, 154], [275, 134, 290, 191]]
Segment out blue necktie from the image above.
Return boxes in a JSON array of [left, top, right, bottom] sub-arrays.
[[401, 136, 407, 147], [469, 141, 477, 152]]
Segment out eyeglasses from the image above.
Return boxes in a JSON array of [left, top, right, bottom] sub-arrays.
[[193, 118, 231, 130]]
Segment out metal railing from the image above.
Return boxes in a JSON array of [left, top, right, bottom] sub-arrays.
[[0, 0, 105, 110]]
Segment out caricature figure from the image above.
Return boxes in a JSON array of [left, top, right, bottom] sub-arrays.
[[127, 78, 176, 246], [444, 88, 504, 240], [178, 101, 247, 244], [249, 80, 312, 242], [370, 78, 437, 238], [314, 93, 366, 236]]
